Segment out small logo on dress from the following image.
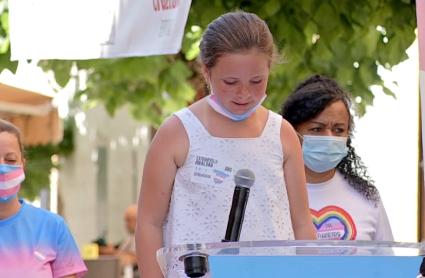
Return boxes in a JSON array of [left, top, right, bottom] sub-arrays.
[[195, 156, 217, 168], [213, 169, 229, 184]]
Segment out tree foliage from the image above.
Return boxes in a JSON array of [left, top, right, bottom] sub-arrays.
[[0, 0, 417, 199], [0, 1, 16, 72], [20, 118, 75, 200], [0, 0, 417, 124]]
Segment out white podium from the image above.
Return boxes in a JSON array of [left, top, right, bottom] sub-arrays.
[[157, 240, 425, 277]]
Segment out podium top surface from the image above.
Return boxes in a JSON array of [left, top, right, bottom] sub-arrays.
[[157, 240, 425, 277], [158, 240, 425, 257]]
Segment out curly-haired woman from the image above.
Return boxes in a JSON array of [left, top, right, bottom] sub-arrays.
[[281, 74, 393, 241]]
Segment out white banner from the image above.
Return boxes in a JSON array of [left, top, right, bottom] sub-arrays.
[[8, 0, 191, 60]]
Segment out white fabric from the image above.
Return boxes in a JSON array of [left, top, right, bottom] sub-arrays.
[[307, 171, 393, 241], [8, 0, 192, 60], [118, 234, 135, 253], [163, 108, 294, 247]]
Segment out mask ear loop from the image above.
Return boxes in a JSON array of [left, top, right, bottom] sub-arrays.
[[295, 131, 304, 144], [206, 80, 212, 95]]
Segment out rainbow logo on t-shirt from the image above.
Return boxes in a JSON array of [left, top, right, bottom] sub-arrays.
[[310, 205, 357, 240]]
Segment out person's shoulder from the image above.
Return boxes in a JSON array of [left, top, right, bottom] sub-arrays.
[[157, 101, 205, 136], [155, 112, 186, 139], [277, 112, 298, 139], [22, 200, 66, 225], [279, 116, 292, 130], [149, 110, 190, 158], [336, 173, 380, 207]]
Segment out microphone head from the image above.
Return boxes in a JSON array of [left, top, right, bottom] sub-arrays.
[[234, 169, 255, 189]]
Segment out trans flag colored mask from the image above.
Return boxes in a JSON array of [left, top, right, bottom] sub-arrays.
[[207, 93, 266, 122], [0, 164, 25, 202]]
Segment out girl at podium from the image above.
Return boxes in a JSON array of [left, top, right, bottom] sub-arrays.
[[136, 11, 316, 278]]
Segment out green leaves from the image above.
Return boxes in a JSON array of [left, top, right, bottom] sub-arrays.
[[182, 25, 202, 61], [261, 0, 416, 114], [261, 0, 282, 17], [39, 60, 73, 87], [0, 0, 418, 121], [0, 47, 16, 72], [0, 2, 16, 72], [21, 118, 75, 200], [67, 54, 196, 126], [0, 12, 9, 53], [0, 0, 416, 198]]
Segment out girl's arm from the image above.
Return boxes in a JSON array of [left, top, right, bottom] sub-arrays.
[[135, 116, 188, 277], [280, 119, 316, 240]]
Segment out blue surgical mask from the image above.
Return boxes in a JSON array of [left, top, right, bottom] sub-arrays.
[[207, 92, 266, 122], [302, 135, 348, 173]]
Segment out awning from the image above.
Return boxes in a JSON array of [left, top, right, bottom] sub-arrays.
[[0, 83, 62, 146]]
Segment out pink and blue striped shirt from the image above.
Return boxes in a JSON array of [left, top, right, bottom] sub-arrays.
[[0, 200, 87, 277]]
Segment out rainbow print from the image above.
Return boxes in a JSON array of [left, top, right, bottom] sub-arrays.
[[310, 205, 357, 240]]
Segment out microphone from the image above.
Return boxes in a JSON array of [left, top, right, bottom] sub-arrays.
[[420, 257, 425, 277], [223, 169, 255, 242]]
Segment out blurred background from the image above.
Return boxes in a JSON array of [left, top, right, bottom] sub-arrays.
[[0, 0, 422, 255]]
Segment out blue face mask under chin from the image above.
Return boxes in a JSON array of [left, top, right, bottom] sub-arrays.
[[207, 93, 266, 122], [302, 135, 348, 173]]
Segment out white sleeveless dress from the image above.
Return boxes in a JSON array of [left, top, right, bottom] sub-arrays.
[[163, 108, 295, 247]]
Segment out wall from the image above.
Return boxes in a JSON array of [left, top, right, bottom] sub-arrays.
[[59, 105, 150, 247]]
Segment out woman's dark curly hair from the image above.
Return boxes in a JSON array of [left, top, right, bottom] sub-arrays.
[[281, 74, 379, 203]]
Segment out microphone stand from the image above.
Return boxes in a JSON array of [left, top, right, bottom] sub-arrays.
[[180, 251, 209, 278], [182, 169, 254, 277]]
